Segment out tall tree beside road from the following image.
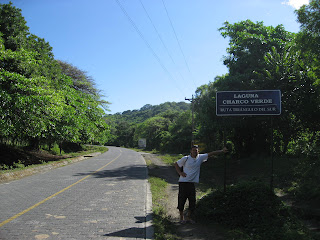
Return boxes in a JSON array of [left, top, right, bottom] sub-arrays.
[[0, 2, 110, 149], [0, 2, 29, 51], [217, 20, 294, 90], [296, 0, 320, 56], [294, 0, 320, 131]]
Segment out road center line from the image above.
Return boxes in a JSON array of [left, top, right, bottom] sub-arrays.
[[0, 151, 122, 228]]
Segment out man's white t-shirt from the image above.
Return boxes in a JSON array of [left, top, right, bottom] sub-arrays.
[[176, 153, 208, 183]]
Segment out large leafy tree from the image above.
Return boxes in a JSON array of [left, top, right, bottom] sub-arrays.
[[0, 2, 110, 149], [0, 2, 29, 51], [295, 0, 320, 57], [166, 110, 193, 153], [217, 20, 295, 90], [295, 0, 320, 126]]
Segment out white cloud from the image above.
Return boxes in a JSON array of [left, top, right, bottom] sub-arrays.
[[282, 0, 309, 9]]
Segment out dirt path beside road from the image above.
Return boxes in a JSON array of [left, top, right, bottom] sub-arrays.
[[141, 153, 225, 240]]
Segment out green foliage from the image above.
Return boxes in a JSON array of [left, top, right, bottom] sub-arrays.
[[110, 102, 190, 123], [0, 2, 110, 152], [196, 181, 312, 240], [0, 2, 29, 51], [134, 116, 170, 151], [296, 0, 320, 36], [218, 20, 294, 90], [106, 102, 191, 152], [291, 156, 320, 201]]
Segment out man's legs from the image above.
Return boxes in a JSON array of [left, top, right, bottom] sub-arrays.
[[177, 182, 196, 223], [178, 183, 188, 222], [186, 183, 196, 223]]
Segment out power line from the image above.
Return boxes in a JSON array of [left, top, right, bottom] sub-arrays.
[[139, 0, 188, 87], [161, 0, 197, 89], [115, 0, 185, 97]]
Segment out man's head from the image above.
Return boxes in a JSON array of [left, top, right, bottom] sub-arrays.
[[190, 145, 199, 158]]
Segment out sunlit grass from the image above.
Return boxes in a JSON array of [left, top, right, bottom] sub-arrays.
[[158, 154, 183, 165], [148, 176, 180, 240]]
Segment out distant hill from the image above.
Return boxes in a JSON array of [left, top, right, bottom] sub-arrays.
[[109, 101, 191, 123]]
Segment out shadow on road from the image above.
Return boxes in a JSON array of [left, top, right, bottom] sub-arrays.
[[74, 164, 178, 184], [74, 165, 148, 180], [103, 215, 153, 239]]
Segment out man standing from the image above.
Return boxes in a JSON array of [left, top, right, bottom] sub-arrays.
[[174, 145, 228, 224]]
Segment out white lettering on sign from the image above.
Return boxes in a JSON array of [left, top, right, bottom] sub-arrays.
[[250, 99, 273, 104], [222, 98, 273, 105], [223, 99, 249, 104], [234, 93, 259, 98]]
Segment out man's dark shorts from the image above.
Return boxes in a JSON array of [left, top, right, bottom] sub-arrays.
[[177, 182, 196, 211]]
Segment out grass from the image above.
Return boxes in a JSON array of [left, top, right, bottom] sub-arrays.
[[158, 154, 183, 165], [148, 176, 180, 240]]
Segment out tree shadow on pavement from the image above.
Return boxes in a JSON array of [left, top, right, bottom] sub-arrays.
[[73, 165, 148, 180], [74, 164, 178, 184], [103, 215, 153, 239]]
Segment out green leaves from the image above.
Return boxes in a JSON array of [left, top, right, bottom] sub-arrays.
[[296, 0, 320, 35], [219, 20, 294, 82], [0, 3, 110, 148]]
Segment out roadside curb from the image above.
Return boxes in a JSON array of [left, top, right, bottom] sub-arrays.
[[145, 173, 154, 239], [139, 152, 154, 239], [0, 152, 102, 184]]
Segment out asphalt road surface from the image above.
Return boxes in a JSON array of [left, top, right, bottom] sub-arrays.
[[0, 146, 153, 240]]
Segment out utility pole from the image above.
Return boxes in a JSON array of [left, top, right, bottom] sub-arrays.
[[185, 95, 194, 147]]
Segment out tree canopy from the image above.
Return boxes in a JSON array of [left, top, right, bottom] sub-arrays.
[[105, 102, 192, 153], [0, 2, 110, 149]]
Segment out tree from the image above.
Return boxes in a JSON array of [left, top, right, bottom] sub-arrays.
[[134, 116, 170, 151], [218, 20, 295, 90], [57, 60, 110, 111], [0, 2, 110, 149], [296, 0, 320, 38], [0, 2, 29, 51], [166, 110, 192, 153], [105, 102, 191, 150]]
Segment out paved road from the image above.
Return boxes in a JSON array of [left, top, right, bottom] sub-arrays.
[[0, 147, 153, 240]]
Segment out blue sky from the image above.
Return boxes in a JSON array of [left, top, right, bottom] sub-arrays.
[[3, 0, 309, 114]]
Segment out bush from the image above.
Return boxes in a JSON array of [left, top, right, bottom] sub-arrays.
[[60, 141, 83, 153], [291, 156, 320, 201], [196, 180, 312, 240]]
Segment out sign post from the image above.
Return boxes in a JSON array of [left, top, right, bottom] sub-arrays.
[[216, 90, 281, 190], [138, 138, 147, 149]]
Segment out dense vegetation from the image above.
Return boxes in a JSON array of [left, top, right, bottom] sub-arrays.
[[196, 180, 313, 240], [0, 2, 111, 152], [106, 102, 192, 153]]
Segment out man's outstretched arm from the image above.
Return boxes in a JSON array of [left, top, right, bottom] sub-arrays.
[[207, 147, 228, 158]]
